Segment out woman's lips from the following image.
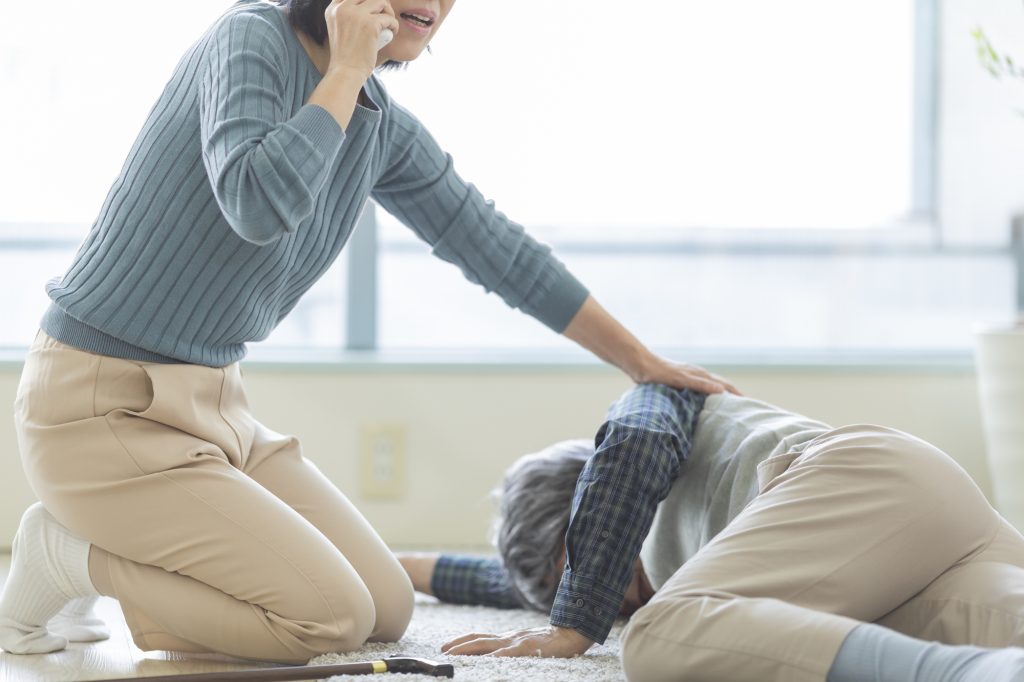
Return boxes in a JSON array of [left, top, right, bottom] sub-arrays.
[[399, 15, 432, 36]]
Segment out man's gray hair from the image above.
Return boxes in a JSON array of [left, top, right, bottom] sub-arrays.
[[492, 439, 594, 612]]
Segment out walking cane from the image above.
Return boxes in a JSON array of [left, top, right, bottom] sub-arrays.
[[91, 655, 455, 681]]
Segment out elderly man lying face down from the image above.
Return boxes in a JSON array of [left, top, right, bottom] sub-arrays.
[[398, 385, 1024, 682]]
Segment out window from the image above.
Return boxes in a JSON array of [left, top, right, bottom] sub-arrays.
[[369, 0, 1014, 353], [2, 1, 1017, 359], [381, 1, 920, 232]]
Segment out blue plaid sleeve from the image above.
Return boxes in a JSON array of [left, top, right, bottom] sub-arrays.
[[430, 554, 523, 609], [550, 385, 706, 643]]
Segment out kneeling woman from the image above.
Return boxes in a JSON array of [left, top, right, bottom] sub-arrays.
[[0, 0, 732, 664]]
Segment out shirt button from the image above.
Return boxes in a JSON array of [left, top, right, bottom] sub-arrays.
[[594, 608, 603, 616], [600, 530, 610, 539], [575, 599, 585, 607]]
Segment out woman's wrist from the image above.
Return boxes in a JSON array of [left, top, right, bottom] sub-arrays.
[[307, 68, 366, 131], [323, 64, 370, 87], [619, 344, 657, 384]]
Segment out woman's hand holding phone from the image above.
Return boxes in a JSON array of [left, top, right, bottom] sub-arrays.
[[324, 0, 400, 81], [308, 0, 398, 130]]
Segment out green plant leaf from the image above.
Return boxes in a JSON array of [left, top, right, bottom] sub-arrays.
[[973, 25, 1024, 82]]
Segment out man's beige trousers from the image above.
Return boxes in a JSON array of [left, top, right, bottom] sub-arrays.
[[14, 331, 413, 663], [622, 423, 1024, 682]]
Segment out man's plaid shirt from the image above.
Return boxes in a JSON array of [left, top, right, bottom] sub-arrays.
[[430, 385, 706, 643]]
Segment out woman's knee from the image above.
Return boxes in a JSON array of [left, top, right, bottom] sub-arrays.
[[297, 553, 413, 651], [291, 580, 378, 656], [366, 567, 415, 642]]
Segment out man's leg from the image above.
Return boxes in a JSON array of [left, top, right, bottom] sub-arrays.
[[620, 425, 1001, 682], [877, 516, 1024, 646]]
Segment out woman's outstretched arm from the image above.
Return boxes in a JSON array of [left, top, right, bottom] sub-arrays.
[[563, 297, 740, 395]]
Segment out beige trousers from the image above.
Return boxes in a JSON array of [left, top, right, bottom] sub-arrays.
[[621, 424, 1024, 682], [13, 331, 413, 664]]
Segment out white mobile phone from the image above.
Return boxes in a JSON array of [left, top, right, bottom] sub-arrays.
[[377, 28, 394, 50]]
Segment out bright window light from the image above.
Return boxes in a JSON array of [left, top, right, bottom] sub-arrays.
[[4, 1, 1012, 357], [377, 0, 915, 232]]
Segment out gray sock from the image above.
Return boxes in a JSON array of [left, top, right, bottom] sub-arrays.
[[827, 623, 1024, 682]]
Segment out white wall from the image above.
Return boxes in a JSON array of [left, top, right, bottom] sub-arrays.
[[0, 362, 992, 551]]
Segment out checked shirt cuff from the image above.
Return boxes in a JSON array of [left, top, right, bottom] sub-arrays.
[[550, 570, 623, 644]]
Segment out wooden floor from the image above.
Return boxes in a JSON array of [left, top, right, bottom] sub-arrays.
[[0, 553, 317, 681]]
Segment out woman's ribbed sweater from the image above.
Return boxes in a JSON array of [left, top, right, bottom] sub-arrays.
[[41, 0, 589, 367]]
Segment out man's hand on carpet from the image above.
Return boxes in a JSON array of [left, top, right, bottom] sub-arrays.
[[441, 625, 595, 658]]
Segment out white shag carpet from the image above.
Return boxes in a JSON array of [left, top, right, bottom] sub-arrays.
[[311, 595, 627, 681]]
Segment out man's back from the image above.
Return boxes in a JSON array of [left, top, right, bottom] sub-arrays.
[[640, 392, 830, 589]]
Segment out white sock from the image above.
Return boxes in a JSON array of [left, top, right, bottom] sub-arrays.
[[48, 597, 110, 643], [0, 503, 100, 654]]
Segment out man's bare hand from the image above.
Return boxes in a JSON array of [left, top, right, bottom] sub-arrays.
[[442, 625, 594, 658]]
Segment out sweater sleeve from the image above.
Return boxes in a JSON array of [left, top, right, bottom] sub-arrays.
[[198, 12, 346, 246], [370, 96, 589, 333]]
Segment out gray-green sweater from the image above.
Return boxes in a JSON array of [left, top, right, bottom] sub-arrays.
[[41, 0, 588, 367], [639, 392, 831, 590]]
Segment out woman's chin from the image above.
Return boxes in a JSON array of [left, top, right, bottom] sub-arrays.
[[384, 41, 430, 63]]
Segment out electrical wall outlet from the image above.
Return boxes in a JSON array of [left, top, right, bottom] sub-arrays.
[[359, 425, 406, 499]]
